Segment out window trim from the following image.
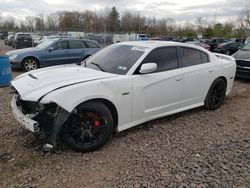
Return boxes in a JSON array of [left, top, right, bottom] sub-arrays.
[[133, 46, 180, 74], [178, 46, 210, 68]]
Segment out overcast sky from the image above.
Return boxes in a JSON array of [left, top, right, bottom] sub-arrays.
[[1, 0, 249, 22]]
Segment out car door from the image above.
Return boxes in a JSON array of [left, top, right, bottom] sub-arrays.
[[131, 47, 184, 122], [43, 40, 70, 66], [68, 40, 87, 63], [179, 47, 216, 107]]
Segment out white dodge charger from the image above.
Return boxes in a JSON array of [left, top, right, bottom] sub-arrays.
[[11, 41, 236, 152]]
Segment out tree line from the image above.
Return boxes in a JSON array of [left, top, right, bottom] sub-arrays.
[[0, 6, 250, 38]]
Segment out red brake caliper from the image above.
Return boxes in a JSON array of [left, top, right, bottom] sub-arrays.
[[94, 120, 101, 127]]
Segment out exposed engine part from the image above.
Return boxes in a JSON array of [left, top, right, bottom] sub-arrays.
[[48, 107, 70, 147]]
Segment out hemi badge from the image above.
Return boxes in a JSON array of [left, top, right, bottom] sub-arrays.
[[122, 92, 130, 95]]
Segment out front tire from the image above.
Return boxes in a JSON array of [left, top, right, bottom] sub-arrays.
[[60, 102, 114, 152], [22, 57, 39, 72], [204, 78, 227, 110]]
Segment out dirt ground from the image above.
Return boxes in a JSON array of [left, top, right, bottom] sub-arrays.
[[0, 40, 250, 188]]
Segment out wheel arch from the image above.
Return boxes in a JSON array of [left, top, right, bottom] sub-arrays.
[[204, 76, 228, 102], [75, 98, 119, 132], [216, 76, 227, 88]]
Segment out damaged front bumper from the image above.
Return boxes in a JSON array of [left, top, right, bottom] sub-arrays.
[[11, 95, 40, 132], [11, 94, 70, 152]]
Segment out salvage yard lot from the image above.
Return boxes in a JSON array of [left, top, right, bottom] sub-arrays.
[[0, 40, 250, 187]]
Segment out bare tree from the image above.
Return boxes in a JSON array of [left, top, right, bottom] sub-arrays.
[[196, 17, 208, 36], [45, 12, 59, 30], [2, 16, 16, 30], [26, 16, 35, 32], [235, 6, 250, 38]]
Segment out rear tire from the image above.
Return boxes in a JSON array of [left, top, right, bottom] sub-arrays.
[[204, 78, 227, 110], [60, 102, 114, 152]]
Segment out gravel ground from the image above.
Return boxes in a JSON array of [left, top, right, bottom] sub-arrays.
[[0, 40, 250, 188]]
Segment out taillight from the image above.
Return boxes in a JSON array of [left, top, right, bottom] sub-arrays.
[[218, 44, 224, 48]]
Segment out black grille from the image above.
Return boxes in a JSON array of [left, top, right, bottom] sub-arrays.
[[236, 60, 250, 67], [16, 96, 39, 114]]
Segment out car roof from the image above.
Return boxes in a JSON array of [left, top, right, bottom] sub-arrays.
[[16, 32, 31, 35], [222, 41, 239, 45], [117, 41, 205, 50], [186, 41, 200, 44]]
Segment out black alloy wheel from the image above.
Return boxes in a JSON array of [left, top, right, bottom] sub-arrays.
[[204, 78, 227, 110], [60, 102, 114, 152]]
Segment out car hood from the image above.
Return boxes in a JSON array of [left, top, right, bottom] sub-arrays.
[[11, 64, 117, 101], [6, 47, 41, 56], [232, 49, 250, 60]]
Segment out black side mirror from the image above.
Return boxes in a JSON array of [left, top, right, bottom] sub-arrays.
[[48, 47, 54, 52]]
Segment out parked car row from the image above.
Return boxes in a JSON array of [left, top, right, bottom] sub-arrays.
[[148, 36, 248, 55]]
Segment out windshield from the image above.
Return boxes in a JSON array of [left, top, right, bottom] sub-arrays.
[[36, 40, 56, 49], [242, 43, 250, 51], [84, 44, 146, 75]]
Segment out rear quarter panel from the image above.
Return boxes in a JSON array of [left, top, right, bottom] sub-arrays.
[[211, 54, 236, 95]]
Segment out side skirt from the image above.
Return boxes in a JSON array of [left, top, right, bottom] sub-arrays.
[[117, 102, 204, 132]]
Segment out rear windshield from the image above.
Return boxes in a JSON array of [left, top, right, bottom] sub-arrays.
[[242, 43, 250, 51], [17, 34, 31, 38]]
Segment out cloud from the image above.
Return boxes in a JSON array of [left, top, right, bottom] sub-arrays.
[[0, 0, 248, 23]]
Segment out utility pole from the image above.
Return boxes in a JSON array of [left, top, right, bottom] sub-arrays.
[[213, 8, 217, 27]]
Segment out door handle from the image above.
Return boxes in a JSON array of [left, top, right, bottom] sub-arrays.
[[175, 78, 183, 81], [208, 70, 214, 73]]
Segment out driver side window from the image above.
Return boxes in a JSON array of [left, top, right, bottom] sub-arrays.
[[53, 41, 68, 50], [140, 47, 178, 73]]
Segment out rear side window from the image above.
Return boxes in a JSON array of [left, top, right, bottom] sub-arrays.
[[181, 48, 201, 67], [53, 41, 68, 50], [69, 40, 85, 49], [141, 47, 178, 73], [201, 52, 209, 63], [181, 47, 209, 67], [85, 41, 99, 48]]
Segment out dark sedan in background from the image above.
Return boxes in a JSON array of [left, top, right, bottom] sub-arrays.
[[232, 43, 250, 79], [7, 38, 101, 71], [213, 42, 243, 55], [207, 37, 229, 51]]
